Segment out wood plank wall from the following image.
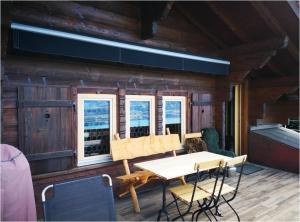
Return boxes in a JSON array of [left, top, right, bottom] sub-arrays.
[[248, 79, 298, 126], [1, 2, 228, 218]]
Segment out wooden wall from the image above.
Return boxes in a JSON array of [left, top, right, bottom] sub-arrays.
[[248, 77, 298, 126], [1, 2, 227, 218], [264, 100, 299, 125]]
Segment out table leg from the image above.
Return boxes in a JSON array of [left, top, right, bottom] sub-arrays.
[[157, 180, 169, 221]]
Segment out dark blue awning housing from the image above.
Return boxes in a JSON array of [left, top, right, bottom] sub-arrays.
[[11, 22, 230, 75]]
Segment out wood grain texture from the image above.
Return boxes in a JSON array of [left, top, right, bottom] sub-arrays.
[[115, 164, 300, 221]]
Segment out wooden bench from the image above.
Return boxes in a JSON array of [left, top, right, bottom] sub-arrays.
[[110, 133, 185, 213]]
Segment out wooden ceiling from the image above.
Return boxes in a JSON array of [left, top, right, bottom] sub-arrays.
[[173, 1, 299, 80], [2, 1, 299, 82]]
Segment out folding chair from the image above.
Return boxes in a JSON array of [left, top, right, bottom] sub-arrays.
[[200, 155, 247, 221], [168, 159, 226, 221], [41, 174, 116, 221]]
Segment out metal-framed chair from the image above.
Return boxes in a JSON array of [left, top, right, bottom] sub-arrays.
[[168, 159, 227, 221], [200, 155, 247, 221], [41, 174, 116, 221]]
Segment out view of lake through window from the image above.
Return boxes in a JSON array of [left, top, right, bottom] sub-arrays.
[[130, 101, 150, 137], [84, 100, 110, 157], [165, 101, 182, 140]]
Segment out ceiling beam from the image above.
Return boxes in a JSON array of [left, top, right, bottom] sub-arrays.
[[267, 62, 286, 76], [219, 37, 287, 82], [219, 36, 288, 57], [140, 2, 174, 40], [206, 2, 289, 80], [250, 75, 299, 88], [159, 1, 174, 20], [287, 1, 300, 19], [175, 4, 227, 48], [250, 1, 299, 61], [207, 2, 250, 42]]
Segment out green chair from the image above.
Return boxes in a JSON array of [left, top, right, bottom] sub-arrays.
[[201, 128, 236, 157]]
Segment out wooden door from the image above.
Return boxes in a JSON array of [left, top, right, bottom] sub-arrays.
[[191, 92, 214, 132], [18, 86, 74, 174]]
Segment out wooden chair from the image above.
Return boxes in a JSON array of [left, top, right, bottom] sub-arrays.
[[200, 155, 247, 221], [168, 159, 226, 221], [110, 132, 185, 213], [184, 132, 209, 154]]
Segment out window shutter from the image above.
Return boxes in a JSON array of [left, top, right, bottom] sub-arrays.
[[18, 86, 75, 174], [191, 93, 214, 132]]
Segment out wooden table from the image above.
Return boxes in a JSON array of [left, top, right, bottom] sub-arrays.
[[134, 151, 232, 221]]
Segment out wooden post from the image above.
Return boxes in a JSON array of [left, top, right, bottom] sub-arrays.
[[114, 133, 140, 213], [123, 159, 140, 213]]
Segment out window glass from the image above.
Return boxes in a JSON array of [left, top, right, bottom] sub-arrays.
[[165, 101, 182, 140], [84, 100, 110, 156], [130, 101, 150, 138], [163, 96, 186, 143], [126, 95, 155, 138], [77, 94, 116, 166]]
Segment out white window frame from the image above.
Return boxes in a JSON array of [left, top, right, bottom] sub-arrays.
[[162, 96, 186, 143], [125, 95, 155, 138], [77, 94, 116, 166]]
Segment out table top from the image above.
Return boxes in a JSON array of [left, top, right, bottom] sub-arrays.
[[134, 151, 232, 180]]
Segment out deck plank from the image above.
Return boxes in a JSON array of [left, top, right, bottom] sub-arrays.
[[115, 164, 300, 221]]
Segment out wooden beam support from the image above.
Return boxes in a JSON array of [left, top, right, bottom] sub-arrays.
[[207, 2, 250, 42], [159, 1, 174, 20], [250, 1, 299, 61], [267, 62, 286, 76], [287, 1, 300, 19], [140, 2, 174, 39], [175, 4, 227, 48], [219, 37, 287, 83], [250, 75, 299, 88], [220, 37, 288, 57]]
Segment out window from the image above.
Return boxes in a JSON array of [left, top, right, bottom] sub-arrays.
[[126, 95, 155, 138], [163, 96, 186, 142], [77, 94, 116, 166]]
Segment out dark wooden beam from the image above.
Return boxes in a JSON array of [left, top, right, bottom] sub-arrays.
[[287, 1, 300, 19], [219, 37, 287, 82], [267, 62, 286, 76], [207, 2, 250, 42], [250, 75, 299, 88], [140, 2, 174, 40], [159, 1, 174, 20], [220, 37, 288, 57], [250, 1, 299, 61], [175, 4, 227, 48]]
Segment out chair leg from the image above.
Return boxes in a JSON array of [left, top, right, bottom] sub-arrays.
[[196, 207, 211, 222], [192, 201, 212, 222], [222, 196, 240, 222], [129, 185, 140, 213], [171, 194, 185, 221], [214, 205, 223, 217]]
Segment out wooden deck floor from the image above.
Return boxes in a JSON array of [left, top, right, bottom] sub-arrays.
[[115, 164, 300, 221]]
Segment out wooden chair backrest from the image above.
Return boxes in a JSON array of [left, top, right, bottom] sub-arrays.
[[110, 134, 181, 161], [194, 159, 224, 171], [226, 155, 247, 167], [184, 132, 202, 140]]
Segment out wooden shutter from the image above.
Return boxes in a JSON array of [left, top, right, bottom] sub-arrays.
[[18, 86, 74, 175], [191, 93, 214, 132]]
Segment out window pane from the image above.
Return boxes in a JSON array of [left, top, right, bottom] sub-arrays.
[[165, 101, 182, 140], [130, 101, 150, 138], [84, 100, 110, 157]]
